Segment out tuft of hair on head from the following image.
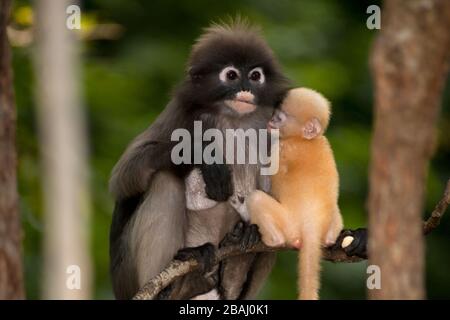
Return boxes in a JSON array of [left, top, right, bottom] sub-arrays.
[[188, 16, 275, 68], [283, 87, 331, 133], [210, 15, 258, 34], [195, 15, 262, 46]]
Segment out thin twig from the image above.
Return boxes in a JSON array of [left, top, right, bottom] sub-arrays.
[[424, 179, 450, 235], [133, 178, 450, 300]]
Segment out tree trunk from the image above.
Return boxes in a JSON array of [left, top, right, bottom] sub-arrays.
[[0, 0, 25, 299], [35, 0, 92, 299], [368, 0, 450, 299]]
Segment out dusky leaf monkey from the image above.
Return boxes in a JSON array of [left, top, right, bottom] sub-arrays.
[[109, 20, 290, 299], [247, 88, 343, 300]]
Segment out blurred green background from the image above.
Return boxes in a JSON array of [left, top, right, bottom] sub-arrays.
[[12, 0, 449, 299]]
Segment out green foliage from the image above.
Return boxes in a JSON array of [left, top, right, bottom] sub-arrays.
[[13, 0, 449, 299]]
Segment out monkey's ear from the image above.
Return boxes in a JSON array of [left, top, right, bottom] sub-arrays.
[[302, 118, 322, 140]]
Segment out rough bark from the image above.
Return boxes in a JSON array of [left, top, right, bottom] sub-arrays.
[[35, 0, 92, 299], [368, 0, 450, 299], [0, 0, 25, 299]]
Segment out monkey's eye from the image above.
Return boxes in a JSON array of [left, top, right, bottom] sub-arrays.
[[248, 67, 265, 84], [219, 66, 240, 83]]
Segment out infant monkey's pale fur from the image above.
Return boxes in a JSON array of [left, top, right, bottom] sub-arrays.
[[247, 87, 343, 300]]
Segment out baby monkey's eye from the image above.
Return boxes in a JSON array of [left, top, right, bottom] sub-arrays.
[[248, 67, 265, 84], [219, 66, 240, 82]]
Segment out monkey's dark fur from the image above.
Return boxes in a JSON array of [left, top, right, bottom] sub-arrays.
[[109, 21, 290, 299]]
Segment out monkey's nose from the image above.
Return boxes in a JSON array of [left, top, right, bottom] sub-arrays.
[[235, 91, 255, 104], [238, 195, 245, 203]]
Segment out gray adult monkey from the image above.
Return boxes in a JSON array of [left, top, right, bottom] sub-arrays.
[[109, 21, 290, 299]]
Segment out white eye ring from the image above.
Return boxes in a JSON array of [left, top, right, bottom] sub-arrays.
[[248, 67, 265, 84], [219, 66, 240, 82]]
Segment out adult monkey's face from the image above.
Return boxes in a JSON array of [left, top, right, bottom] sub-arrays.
[[179, 22, 290, 119]]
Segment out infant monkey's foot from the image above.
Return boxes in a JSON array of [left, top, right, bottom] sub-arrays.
[[220, 221, 261, 251], [229, 194, 249, 222], [302, 117, 322, 140]]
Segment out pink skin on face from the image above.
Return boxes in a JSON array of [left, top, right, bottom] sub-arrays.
[[225, 91, 256, 114]]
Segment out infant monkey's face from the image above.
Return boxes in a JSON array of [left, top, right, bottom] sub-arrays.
[[268, 87, 328, 140], [267, 105, 322, 140], [267, 109, 287, 131]]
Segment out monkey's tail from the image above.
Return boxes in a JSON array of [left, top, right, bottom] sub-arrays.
[[298, 236, 321, 300]]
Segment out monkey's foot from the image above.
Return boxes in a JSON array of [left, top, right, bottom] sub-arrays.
[[220, 221, 261, 251], [155, 283, 174, 300], [174, 243, 216, 274], [334, 228, 368, 259]]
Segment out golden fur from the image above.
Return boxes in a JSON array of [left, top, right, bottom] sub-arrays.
[[247, 87, 343, 300]]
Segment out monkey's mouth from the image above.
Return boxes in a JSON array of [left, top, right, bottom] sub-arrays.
[[225, 99, 256, 114]]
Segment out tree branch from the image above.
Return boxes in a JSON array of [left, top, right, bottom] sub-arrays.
[[133, 178, 450, 300], [424, 180, 450, 235]]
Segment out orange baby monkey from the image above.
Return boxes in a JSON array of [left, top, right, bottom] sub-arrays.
[[247, 87, 343, 300]]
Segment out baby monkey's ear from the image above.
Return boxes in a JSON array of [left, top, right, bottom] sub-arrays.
[[302, 117, 322, 140]]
